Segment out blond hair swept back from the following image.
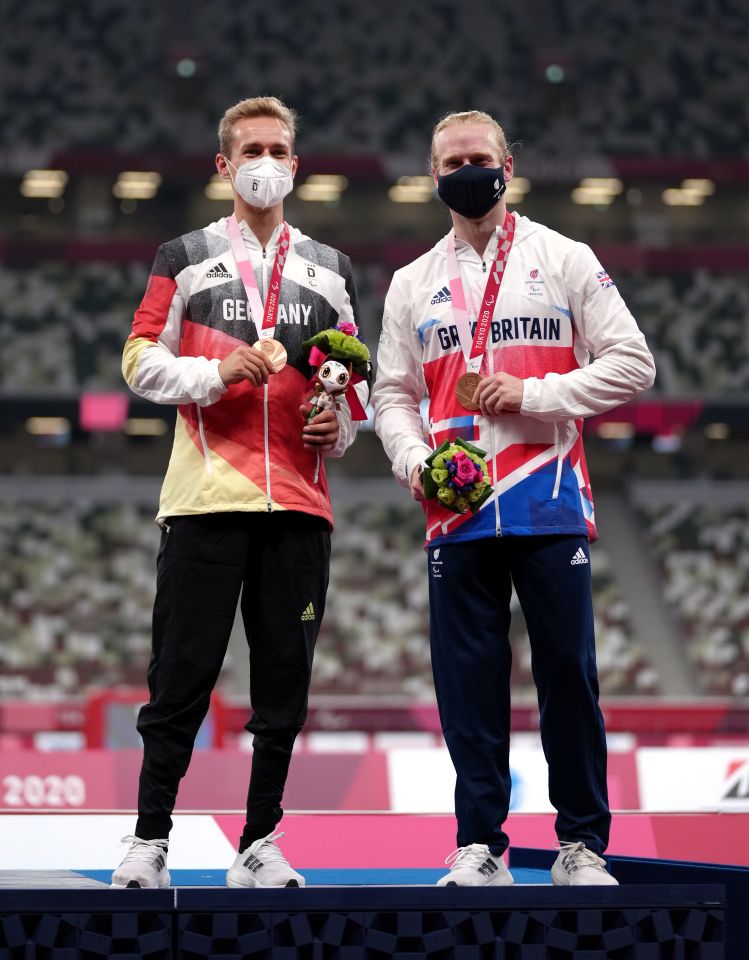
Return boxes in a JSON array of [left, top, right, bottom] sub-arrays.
[[430, 110, 509, 170], [218, 96, 298, 156]]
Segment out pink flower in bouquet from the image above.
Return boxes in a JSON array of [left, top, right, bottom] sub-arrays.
[[454, 450, 478, 487], [336, 320, 358, 337], [423, 440, 492, 515]]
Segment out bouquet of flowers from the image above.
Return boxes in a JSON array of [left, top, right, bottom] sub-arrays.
[[422, 438, 493, 515]]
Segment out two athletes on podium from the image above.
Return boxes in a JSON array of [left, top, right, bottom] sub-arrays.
[[113, 97, 653, 889]]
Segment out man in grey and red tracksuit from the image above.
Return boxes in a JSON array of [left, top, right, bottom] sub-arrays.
[[112, 96, 370, 890], [373, 109, 655, 887]]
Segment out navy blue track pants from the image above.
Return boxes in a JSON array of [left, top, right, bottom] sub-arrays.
[[428, 534, 611, 856]]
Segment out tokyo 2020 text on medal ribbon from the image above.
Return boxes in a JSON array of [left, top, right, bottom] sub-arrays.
[[446, 210, 515, 411], [226, 214, 290, 369]]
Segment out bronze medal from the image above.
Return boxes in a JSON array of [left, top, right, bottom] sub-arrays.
[[456, 372, 481, 411], [254, 338, 287, 373]]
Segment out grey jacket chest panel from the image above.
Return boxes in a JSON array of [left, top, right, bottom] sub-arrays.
[[184, 277, 339, 372]]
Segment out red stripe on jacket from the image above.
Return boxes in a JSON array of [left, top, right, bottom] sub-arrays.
[[130, 275, 178, 342]]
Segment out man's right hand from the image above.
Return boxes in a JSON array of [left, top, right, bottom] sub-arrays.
[[218, 345, 276, 387], [410, 463, 425, 502]]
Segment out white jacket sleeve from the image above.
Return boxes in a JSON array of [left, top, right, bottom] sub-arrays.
[[372, 272, 432, 486], [327, 377, 371, 459], [122, 248, 227, 407], [521, 243, 655, 422], [131, 343, 227, 408]]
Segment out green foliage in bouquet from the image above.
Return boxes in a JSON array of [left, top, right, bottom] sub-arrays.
[[422, 438, 493, 515], [302, 328, 370, 379]]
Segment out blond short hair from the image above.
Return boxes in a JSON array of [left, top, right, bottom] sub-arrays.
[[218, 96, 298, 157], [430, 110, 509, 170]]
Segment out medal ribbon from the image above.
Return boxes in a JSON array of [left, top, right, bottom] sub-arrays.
[[226, 213, 290, 340], [446, 210, 515, 374]]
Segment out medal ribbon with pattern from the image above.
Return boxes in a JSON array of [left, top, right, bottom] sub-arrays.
[[446, 210, 515, 409], [226, 213, 290, 341]]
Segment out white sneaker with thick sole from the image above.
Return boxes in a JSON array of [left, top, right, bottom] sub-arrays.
[[551, 841, 618, 886], [226, 831, 305, 888], [436, 843, 513, 887], [111, 835, 170, 888]]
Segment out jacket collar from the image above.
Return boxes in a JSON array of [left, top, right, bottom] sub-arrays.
[[206, 217, 306, 248], [434, 211, 535, 260], [235, 217, 286, 252]]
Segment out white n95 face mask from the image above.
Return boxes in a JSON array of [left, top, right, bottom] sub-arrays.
[[226, 156, 294, 208]]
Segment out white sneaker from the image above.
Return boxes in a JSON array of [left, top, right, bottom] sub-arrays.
[[111, 835, 170, 888], [551, 841, 618, 886], [226, 831, 305, 888], [436, 843, 513, 887]]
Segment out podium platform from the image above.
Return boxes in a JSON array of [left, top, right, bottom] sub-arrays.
[[1, 812, 747, 958], [0, 880, 730, 959]]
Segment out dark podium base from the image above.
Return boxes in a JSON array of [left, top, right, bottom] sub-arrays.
[[2, 847, 743, 960]]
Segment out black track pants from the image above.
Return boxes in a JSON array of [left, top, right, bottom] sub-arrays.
[[134, 511, 330, 843]]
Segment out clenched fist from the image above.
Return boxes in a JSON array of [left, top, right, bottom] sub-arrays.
[[218, 345, 276, 387], [298, 403, 340, 452]]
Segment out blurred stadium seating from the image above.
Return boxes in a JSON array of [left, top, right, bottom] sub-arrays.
[[0, 498, 156, 698], [0, 490, 659, 700], [2, 0, 746, 157], [618, 271, 749, 395], [639, 498, 749, 697], [0, 262, 149, 391], [1, 0, 748, 730]]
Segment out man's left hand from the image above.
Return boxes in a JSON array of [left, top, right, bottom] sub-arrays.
[[299, 404, 340, 451], [474, 372, 524, 416]]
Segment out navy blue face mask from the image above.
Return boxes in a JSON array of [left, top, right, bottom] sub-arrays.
[[437, 164, 506, 219]]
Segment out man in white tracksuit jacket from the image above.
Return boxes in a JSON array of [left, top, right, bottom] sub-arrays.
[[373, 110, 655, 887]]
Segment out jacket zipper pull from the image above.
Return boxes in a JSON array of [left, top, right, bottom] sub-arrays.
[[482, 261, 487, 273]]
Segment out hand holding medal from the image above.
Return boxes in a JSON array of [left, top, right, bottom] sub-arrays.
[[471, 370, 524, 415], [226, 213, 290, 384], [217, 343, 279, 387], [252, 338, 287, 373]]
